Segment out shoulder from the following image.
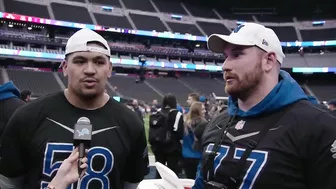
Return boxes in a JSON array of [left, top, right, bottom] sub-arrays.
[[169, 109, 182, 118], [288, 100, 336, 144], [106, 99, 144, 130], [290, 100, 335, 128], [202, 111, 231, 146], [14, 92, 62, 118], [12, 92, 64, 119], [205, 111, 230, 131], [2, 98, 25, 117]]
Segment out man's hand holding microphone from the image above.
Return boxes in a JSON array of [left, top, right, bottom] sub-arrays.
[[47, 117, 93, 189]]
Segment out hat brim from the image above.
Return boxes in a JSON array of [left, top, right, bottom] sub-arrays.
[[207, 34, 255, 53]]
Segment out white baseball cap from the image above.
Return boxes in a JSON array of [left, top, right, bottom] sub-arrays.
[[65, 28, 111, 57], [207, 23, 285, 64]]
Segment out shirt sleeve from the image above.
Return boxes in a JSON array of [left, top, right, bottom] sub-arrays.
[[0, 106, 30, 177], [122, 120, 150, 183], [306, 113, 336, 189], [173, 111, 184, 140]]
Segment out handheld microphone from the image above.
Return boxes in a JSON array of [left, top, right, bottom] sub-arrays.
[[73, 117, 92, 176]]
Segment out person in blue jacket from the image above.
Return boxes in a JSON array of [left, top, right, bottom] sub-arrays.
[[182, 101, 208, 179]]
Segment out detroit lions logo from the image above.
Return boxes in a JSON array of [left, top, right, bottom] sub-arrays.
[[77, 128, 90, 136]]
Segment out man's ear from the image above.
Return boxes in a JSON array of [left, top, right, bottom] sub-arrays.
[[62, 60, 68, 77], [108, 61, 112, 78], [263, 52, 277, 73]]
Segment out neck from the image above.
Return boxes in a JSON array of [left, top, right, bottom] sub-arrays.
[[64, 89, 109, 110], [238, 76, 278, 112]]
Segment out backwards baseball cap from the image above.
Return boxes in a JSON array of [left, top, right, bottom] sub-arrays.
[[65, 28, 111, 57], [207, 22, 285, 64]]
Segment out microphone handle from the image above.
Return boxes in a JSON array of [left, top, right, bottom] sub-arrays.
[[78, 143, 85, 177], [78, 143, 85, 158]]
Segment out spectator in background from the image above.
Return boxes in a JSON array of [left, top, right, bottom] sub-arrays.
[[20, 89, 32, 102], [0, 81, 25, 137], [151, 99, 160, 114], [199, 96, 210, 120], [185, 92, 200, 113], [149, 94, 184, 178], [328, 99, 336, 113], [132, 99, 144, 122], [152, 99, 159, 108], [183, 101, 208, 179]]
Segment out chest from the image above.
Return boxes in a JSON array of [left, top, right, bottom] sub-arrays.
[[204, 118, 306, 189], [27, 113, 132, 174]]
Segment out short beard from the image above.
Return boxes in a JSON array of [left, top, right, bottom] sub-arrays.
[[225, 61, 263, 101]]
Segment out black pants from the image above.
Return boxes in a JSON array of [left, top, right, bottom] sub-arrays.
[[154, 152, 181, 178], [183, 158, 200, 179]]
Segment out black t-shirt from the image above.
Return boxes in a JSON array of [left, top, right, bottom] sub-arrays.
[[0, 92, 149, 189], [200, 100, 336, 189]]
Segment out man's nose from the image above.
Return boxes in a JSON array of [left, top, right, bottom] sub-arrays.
[[83, 62, 96, 74], [222, 59, 233, 72]]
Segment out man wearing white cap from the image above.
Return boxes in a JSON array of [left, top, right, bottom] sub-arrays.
[[193, 23, 336, 189], [0, 28, 149, 189]]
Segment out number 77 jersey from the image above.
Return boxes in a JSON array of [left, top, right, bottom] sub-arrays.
[[199, 103, 336, 189]]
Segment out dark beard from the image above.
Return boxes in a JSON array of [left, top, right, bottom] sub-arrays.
[[225, 62, 263, 101]]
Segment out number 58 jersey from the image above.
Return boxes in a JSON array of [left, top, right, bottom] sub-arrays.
[[0, 92, 149, 189], [199, 100, 336, 189]]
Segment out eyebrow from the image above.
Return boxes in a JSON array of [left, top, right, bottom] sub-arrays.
[[231, 46, 247, 52], [93, 56, 107, 60], [72, 55, 107, 61], [72, 55, 87, 60]]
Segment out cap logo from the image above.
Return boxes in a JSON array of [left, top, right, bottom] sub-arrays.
[[262, 39, 269, 46], [233, 25, 245, 33]]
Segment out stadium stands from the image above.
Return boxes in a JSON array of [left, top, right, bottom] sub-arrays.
[[2, 0, 335, 43], [122, 0, 155, 12], [267, 26, 298, 41], [255, 15, 293, 23], [3, 0, 50, 18], [88, 0, 121, 7], [196, 22, 231, 36], [0, 0, 335, 105], [179, 76, 225, 96], [183, 3, 219, 19], [308, 80, 336, 101], [152, 0, 186, 15], [51, 3, 94, 24], [146, 77, 194, 104], [94, 14, 132, 29], [6, 68, 61, 97], [108, 75, 162, 102], [166, 22, 203, 36], [300, 28, 336, 41]]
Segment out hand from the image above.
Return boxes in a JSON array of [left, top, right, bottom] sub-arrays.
[[48, 147, 88, 189]]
